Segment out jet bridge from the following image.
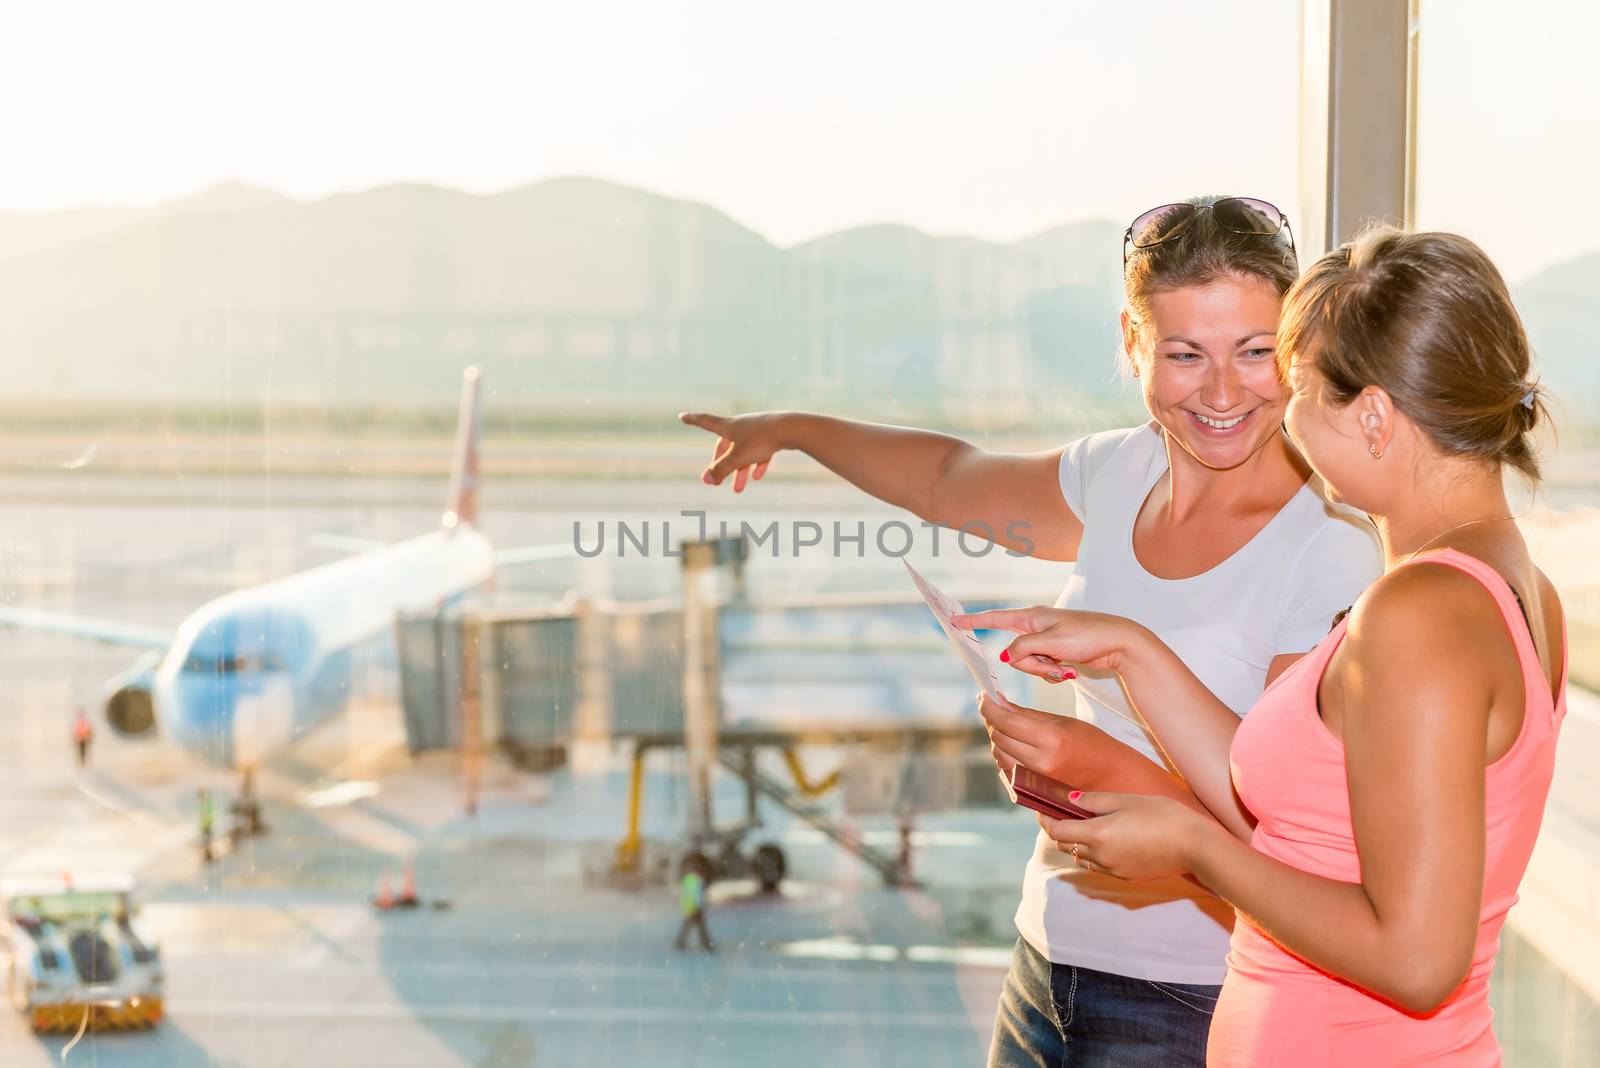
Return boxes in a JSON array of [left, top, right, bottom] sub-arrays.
[[397, 534, 1021, 889]]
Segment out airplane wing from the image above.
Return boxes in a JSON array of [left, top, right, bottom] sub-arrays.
[[307, 532, 387, 555], [0, 606, 172, 650], [315, 533, 576, 567], [494, 542, 581, 567]]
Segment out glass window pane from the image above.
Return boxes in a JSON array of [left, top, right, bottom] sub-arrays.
[[1417, 5, 1600, 1064], [0, 4, 1305, 1064]]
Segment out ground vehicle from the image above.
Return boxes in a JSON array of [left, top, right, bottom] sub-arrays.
[[2, 874, 163, 1032]]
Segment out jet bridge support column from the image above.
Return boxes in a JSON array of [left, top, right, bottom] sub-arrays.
[[679, 536, 746, 846], [573, 596, 614, 749], [460, 612, 483, 816], [681, 542, 721, 843]]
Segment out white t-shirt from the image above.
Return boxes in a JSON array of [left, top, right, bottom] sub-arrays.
[[1013, 423, 1382, 985]]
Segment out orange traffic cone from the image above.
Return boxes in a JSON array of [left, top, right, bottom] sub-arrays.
[[398, 861, 420, 908], [373, 872, 394, 911]]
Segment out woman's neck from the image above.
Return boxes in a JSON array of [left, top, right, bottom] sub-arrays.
[[1376, 464, 1516, 567], [1163, 428, 1310, 522]]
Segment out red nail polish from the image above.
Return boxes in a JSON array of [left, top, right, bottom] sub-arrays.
[[999, 649, 1010, 663], [1068, 791, 1082, 802], [1064, 670, 1077, 680]]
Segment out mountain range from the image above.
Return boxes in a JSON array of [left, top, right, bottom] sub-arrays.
[[0, 178, 1592, 424]]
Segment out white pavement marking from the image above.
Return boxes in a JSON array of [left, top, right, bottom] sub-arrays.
[[70, 772, 173, 829], [284, 904, 373, 971], [776, 938, 1014, 967], [781, 828, 988, 847], [303, 802, 420, 856], [299, 779, 381, 808], [0, 821, 191, 877]]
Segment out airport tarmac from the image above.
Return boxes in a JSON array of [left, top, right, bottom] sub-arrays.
[[4, 689, 1597, 1068], [1, 469, 1597, 1065], [0, 471, 1048, 1065], [0, 696, 1038, 1066]]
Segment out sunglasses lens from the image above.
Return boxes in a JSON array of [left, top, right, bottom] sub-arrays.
[[1129, 203, 1194, 249], [1213, 197, 1283, 236]]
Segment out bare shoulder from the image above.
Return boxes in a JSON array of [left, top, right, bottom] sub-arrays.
[[1326, 564, 1508, 757], [1533, 565, 1565, 625], [1343, 563, 1506, 686]]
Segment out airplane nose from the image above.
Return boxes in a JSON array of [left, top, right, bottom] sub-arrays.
[[161, 673, 238, 767], [231, 680, 297, 769]]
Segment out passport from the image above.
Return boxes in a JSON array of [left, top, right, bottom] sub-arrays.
[[1009, 765, 1093, 821]]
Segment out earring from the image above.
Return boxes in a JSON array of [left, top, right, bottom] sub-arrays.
[[1369, 443, 1383, 460]]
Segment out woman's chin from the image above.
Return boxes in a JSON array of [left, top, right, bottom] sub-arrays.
[[1172, 430, 1277, 471], [1158, 407, 1284, 470]]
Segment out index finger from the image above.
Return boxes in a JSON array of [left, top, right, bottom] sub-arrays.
[[950, 606, 1050, 634], [678, 412, 728, 435]]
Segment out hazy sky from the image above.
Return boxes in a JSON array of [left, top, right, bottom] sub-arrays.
[[1, 1, 1594, 279], [0, 2, 1300, 243], [1413, 0, 1600, 281]]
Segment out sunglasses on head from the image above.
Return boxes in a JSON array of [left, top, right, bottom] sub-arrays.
[[1122, 197, 1296, 266]]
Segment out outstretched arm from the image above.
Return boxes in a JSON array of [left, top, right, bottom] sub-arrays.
[[679, 411, 1083, 560]]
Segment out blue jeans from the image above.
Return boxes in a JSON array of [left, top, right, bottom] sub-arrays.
[[987, 938, 1218, 1067]]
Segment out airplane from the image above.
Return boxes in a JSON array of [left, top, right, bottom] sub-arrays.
[[0, 367, 571, 820]]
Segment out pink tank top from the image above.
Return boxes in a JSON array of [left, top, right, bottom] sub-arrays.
[[1212, 549, 1567, 1067]]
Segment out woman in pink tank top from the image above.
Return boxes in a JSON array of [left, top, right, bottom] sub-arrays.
[[970, 228, 1567, 1065]]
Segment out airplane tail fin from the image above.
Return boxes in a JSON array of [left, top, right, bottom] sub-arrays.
[[445, 367, 481, 529]]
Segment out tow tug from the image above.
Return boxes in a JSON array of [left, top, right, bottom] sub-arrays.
[[2, 874, 163, 1033]]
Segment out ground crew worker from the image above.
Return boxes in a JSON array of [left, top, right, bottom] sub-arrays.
[[198, 787, 216, 863], [673, 855, 715, 952], [72, 708, 93, 767], [231, 768, 264, 839]]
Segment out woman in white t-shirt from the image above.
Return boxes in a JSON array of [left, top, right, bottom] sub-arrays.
[[679, 196, 1382, 1066]]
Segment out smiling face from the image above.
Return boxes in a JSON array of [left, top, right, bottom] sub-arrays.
[[1124, 274, 1287, 471]]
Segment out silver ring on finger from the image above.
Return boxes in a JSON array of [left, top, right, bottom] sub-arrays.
[[1069, 842, 1081, 863]]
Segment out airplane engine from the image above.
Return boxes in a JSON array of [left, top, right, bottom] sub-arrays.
[[101, 653, 162, 739], [105, 684, 157, 738]]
